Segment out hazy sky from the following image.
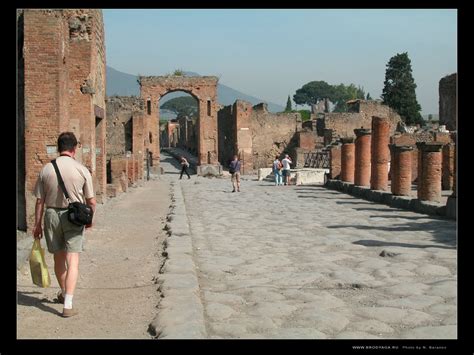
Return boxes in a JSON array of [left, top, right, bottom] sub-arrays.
[[103, 9, 457, 114]]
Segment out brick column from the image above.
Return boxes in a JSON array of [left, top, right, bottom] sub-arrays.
[[329, 142, 341, 179], [416, 142, 443, 202], [354, 128, 371, 187], [452, 144, 456, 197], [127, 154, 136, 185], [442, 143, 455, 191], [370, 117, 390, 191], [411, 148, 419, 183], [389, 145, 413, 196], [340, 138, 355, 183]]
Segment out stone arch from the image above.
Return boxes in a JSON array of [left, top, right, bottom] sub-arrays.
[[138, 75, 219, 167]]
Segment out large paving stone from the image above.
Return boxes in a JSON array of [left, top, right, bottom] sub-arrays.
[[206, 302, 236, 321], [377, 295, 444, 310], [354, 307, 434, 326], [296, 309, 351, 334], [416, 264, 452, 276]]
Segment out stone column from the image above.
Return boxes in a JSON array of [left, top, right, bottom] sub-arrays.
[[370, 116, 390, 191], [329, 142, 341, 180], [354, 128, 371, 187], [442, 143, 455, 191], [340, 138, 355, 183], [446, 144, 456, 219], [416, 142, 443, 202], [411, 148, 419, 183], [389, 145, 413, 196]]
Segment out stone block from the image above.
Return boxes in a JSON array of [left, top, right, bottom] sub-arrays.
[[197, 164, 222, 177]]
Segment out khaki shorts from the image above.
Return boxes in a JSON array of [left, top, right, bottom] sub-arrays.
[[44, 208, 84, 253], [231, 172, 241, 183]]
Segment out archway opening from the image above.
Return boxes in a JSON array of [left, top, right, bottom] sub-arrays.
[[159, 90, 199, 155]]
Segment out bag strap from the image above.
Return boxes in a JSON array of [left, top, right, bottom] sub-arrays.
[[51, 159, 71, 202]]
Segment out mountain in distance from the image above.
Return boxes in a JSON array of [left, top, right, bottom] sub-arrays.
[[106, 66, 285, 114]]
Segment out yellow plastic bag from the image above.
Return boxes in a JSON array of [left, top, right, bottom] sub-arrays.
[[29, 239, 51, 288]]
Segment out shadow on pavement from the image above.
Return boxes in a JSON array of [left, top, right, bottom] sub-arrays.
[[328, 219, 456, 248], [17, 291, 62, 316], [353, 239, 455, 250]]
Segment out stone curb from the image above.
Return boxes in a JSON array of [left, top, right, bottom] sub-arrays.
[[325, 180, 452, 219], [148, 181, 207, 339]]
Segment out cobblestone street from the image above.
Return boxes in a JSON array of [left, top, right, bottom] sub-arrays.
[[160, 151, 457, 339]]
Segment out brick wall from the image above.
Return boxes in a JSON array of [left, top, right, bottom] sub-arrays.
[[321, 100, 401, 142], [250, 104, 302, 171], [217, 101, 302, 172], [21, 9, 106, 230], [106, 96, 145, 157], [439, 73, 457, 131]]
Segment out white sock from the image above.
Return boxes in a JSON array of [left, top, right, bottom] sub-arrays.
[[64, 294, 74, 309], [61, 289, 66, 297]]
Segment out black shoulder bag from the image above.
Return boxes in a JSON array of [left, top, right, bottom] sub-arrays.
[[51, 159, 93, 226]]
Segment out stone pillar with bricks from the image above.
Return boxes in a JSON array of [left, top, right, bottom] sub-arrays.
[[328, 142, 342, 180], [416, 142, 443, 202], [340, 138, 355, 183], [445, 142, 456, 219], [370, 116, 390, 191], [442, 143, 455, 191], [354, 128, 371, 187], [389, 145, 413, 196]]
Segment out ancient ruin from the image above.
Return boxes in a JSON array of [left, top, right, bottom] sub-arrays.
[[16, 8, 457, 229], [138, 75, 221, 175], [17, 9, 106, 230]]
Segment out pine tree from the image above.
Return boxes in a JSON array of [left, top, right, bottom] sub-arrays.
[[381, 52, 423, 125], [285, 95, 293, 112], [366, 92, 372, 100]]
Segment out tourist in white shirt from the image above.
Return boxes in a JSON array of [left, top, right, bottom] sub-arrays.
[[281, 154, 292, 186]]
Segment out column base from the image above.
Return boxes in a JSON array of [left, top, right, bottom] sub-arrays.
[[446, 196, 456, 219]]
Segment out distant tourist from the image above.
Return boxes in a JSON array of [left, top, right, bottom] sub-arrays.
[[179, 156, 191, 179], [272, 156, 283, 186], [229, 155, 241, 192], [281, 154, 293, 186]]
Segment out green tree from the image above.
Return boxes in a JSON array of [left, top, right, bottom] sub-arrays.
[[293, 81, 365, 113], [332, 84, 365, 112], [293, 80, 335, 107], [161, 96, 198, 118], [381, 52, 423, 125], [366, 92, 372, 100], [285, 95, 293, 112]]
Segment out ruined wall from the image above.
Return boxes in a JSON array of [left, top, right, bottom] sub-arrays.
[[177, 116, 198, 153], [439, 73, 457, 131], [217, 101, 302, 172], [106, 96, 145, 157], [217, 105, 235, 167], [321, 100, 401, 143], [21, 9, 106, 229], [251, 104, 302, 170]]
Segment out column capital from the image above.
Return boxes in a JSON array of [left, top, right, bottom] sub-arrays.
[[340, 137, 355, 144], [389, 144, 414, 153], [416, 142, 444, 152], [354, 128, 371, 137]]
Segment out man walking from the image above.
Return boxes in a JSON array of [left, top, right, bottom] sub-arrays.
[[33, 132, 96, 317], [229, 155, 241, 192], [179, 156, 191, 179]]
